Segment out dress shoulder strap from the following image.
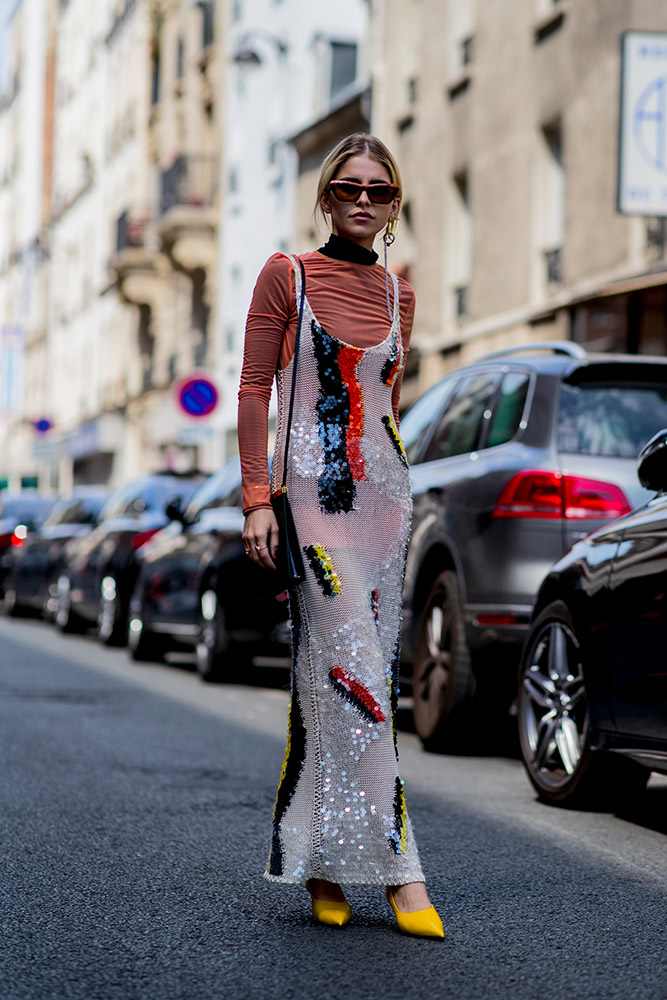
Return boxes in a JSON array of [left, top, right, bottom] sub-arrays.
[[277, 252, 303, 304], [390, 272, 400, 324]]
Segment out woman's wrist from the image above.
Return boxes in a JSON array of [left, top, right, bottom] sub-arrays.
[[243, 503, 274, 517]]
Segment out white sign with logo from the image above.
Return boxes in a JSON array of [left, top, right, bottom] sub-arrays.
[[619, 31, 667, 216]]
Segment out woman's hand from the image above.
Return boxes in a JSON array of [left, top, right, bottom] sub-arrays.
[[243, 508, 279, 571]]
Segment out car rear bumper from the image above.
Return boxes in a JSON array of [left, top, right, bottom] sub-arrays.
[[465, 603, 532, 652]]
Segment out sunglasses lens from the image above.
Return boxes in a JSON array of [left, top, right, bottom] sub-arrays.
[[330, 182, 362, 201], [367, 185, 397, 204]]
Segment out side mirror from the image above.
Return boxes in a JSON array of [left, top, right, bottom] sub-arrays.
[[165, 497, 187, 525], [638, 429, 667, 492]]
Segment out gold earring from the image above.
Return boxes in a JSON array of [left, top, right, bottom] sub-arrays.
[[384, 216, 399, 246]]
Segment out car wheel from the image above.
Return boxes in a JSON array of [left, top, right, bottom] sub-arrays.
[[1, 581, 22, 617], [41, 575, 58, 622], [55, 575, 85, 634], [127, 584, 165, 663], [412, 570, 475, 752], [97, 575, 126, 647], [196, 588, 235, 682], [518, 601, 649, 808]]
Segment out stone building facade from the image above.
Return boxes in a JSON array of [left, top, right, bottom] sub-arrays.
[[371, 0, 667, 399]]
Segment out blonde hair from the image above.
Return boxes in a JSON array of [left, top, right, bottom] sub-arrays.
[[315, 133, 402, 226]]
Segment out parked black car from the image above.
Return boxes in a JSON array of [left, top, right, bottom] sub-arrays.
[[128, 459, 289, 678], [516, 428, 667, 807], [0, 491, 57, 598], [3, 487, 109, 618], [399, 342, 667, 750], [55, 472, 204, 644]]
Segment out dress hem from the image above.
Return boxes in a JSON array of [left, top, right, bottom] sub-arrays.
[[263, 869, 426, 887]]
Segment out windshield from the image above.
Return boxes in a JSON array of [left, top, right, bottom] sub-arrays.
[[558, 381, 667, 458]]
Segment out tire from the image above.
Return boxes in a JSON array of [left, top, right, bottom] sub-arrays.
[[97, 574, 127, 647], [517, 601, 649, 808], [55, 574, 85, 634], [127, 583, 165, 663], [1, 581, 22, 617], [195, 588, 235, 682], [41, 575, 58, 622], [412, 570, 475, 752]]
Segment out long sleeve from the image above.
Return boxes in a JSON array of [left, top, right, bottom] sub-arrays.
[[237, 255, 294, 512]]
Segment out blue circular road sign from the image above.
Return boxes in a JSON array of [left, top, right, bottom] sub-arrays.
[[175, 375, 219, 419]]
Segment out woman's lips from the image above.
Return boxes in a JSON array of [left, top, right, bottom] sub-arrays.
[[351, 212, 372, 219]]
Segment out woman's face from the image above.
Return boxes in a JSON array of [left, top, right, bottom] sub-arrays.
[[320, 153, 400, 251]]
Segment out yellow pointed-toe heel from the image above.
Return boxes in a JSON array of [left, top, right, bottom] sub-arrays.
[[306, 882, 352, 927], [386, 889, 444, 939]]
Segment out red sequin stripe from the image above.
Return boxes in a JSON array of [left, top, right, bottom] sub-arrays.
[[337, 345, 366, 481], [330, 665, 386, 723], [383, 353, 401, 389]]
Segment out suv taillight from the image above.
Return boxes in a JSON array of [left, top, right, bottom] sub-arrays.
[[492, 471, 631, 520], [131, 527, 161, 550]]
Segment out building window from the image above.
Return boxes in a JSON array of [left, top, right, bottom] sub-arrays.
[[448, 0, 476, 78], [198, 1, 214, 49], [534, 0, 566, 42], [448, 171, 472, 320], [646, 217, 666, 260], [150, 45, 160, 105], [534, 120, 565, 293], [176, 36, 184, 79], [330, 42, 357, 100]]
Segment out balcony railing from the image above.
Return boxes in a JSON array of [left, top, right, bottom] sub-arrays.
[[115, 210, 150, 253], [159, 155, 218, 215]]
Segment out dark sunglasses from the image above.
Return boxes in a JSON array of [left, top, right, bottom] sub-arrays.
[[327, 180, 399, 205]]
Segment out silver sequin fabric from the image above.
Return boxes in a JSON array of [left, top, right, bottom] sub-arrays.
[[265, 255, 424, 886]]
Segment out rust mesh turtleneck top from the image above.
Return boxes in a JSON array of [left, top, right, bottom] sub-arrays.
[[237, 243, 415, 513]]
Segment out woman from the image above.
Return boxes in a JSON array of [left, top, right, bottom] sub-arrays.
[[238, 134, 443, 939]]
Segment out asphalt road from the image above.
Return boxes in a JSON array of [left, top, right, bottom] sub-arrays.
[[1, 617, 666, 1000]]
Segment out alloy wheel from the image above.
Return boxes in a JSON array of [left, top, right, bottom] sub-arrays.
[[519, 619, 587, 791]]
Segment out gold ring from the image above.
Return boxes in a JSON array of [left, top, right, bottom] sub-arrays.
[[244, 547, 250, 555]]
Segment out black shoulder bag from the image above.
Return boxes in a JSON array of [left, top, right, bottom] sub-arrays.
[[270, 257, 307, 590]]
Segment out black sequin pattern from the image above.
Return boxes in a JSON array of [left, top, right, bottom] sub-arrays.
[[312, 321, 355, 513], [268, 671, 307, 877]]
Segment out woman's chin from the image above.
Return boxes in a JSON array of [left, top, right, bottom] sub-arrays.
[[336, 226, 377, 248]]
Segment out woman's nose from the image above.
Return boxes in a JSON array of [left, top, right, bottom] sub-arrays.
[[356, 189, 371, 206]]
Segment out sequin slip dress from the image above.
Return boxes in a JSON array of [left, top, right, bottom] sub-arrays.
[[266, 254, 424, 886]]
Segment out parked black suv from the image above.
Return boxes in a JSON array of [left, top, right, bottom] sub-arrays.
[[400, 342, 667, 750]]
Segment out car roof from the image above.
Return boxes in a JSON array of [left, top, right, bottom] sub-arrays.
[[457, 344, 667, 378]]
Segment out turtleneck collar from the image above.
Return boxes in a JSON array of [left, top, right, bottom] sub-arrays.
[[318, 233, 378, 266]]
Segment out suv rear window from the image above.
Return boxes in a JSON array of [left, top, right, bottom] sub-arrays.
[[558, 381, 667, 458]]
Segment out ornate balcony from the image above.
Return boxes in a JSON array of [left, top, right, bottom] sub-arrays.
[[158, 155, 218, 273], [109, 210, 166, 310]]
